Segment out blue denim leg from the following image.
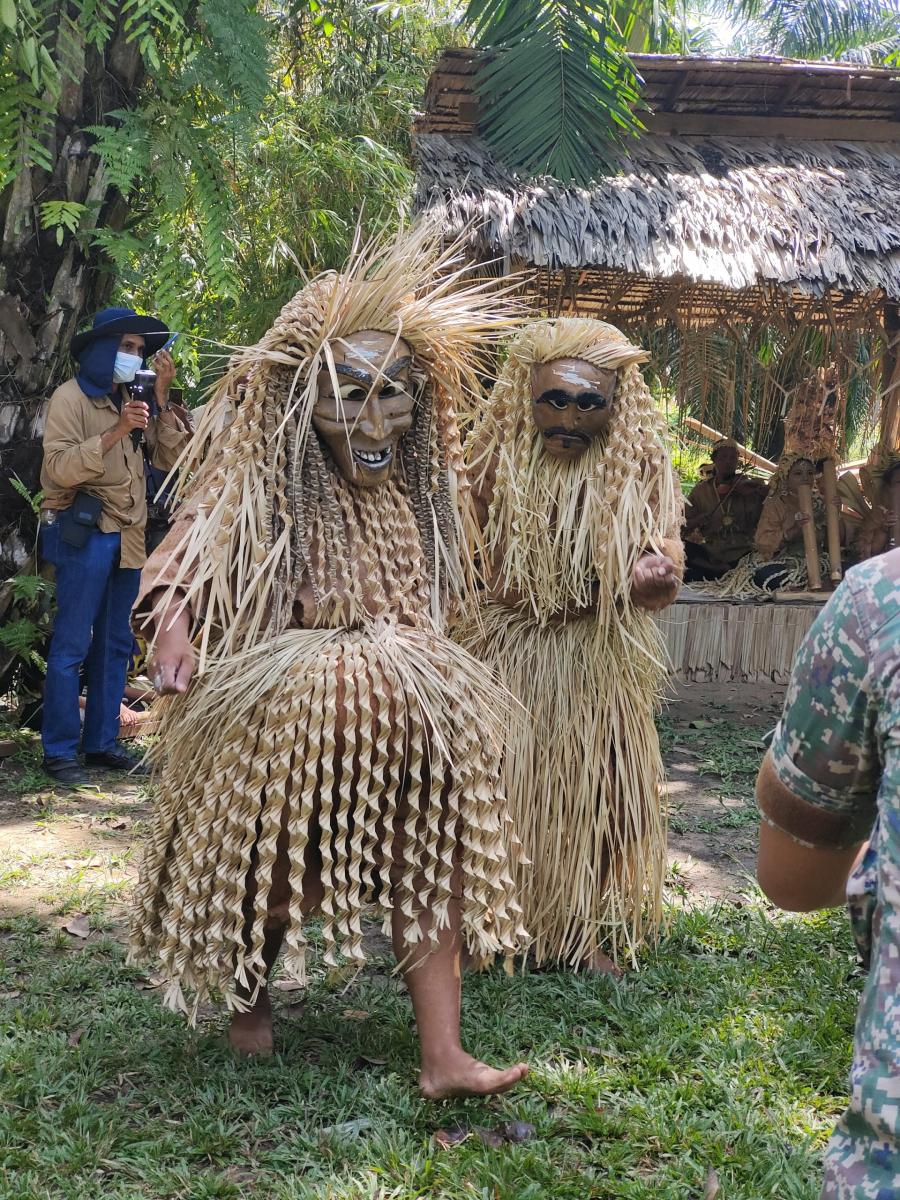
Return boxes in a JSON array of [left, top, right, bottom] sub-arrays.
[[82, 560, 141, 754], [41, 527, 121, 761]]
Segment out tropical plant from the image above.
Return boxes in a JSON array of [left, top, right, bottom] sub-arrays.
[[723, 0, 900, 64], [116, 0, 457, 370], [462, 1, 645, 182], [0, 0, 273, 571]]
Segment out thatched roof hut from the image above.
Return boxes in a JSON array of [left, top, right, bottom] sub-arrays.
[[414, 51, 900, 681], [414, 51, 900, 453]]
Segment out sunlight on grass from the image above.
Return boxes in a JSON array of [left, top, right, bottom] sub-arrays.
[[0, 901, 857, 1199]]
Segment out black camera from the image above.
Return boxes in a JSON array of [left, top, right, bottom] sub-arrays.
[[128, 369, 158, 416], [127, 369, 157, 448]]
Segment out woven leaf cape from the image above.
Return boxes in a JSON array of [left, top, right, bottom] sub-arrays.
[[457, 317, 682, 968], [130, 224, 528, 1015]]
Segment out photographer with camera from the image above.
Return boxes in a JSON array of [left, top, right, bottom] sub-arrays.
[[39, 307, 190, 785]]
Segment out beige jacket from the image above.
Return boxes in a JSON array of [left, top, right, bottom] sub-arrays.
[[40, 378, 190, 569]]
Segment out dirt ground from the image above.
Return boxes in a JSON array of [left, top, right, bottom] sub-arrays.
[[662, 680, 785, 901], [0, 679, 785, 926]]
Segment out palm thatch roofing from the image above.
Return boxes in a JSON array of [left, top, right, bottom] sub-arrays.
[[413, 50, 900, 324]]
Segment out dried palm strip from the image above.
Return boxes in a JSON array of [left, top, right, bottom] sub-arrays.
[[132, 623, 523, 1014], [457, 605, 666, 969]]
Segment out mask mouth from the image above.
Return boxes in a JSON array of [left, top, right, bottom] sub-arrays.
[[542, 429, 590, 446], [352, 446, 393, 470]]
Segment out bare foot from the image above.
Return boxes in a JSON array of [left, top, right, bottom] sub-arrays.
[[582, 949, 624, 978], [420, 1053, 529, 1100], [228, 989, 273, 1056]]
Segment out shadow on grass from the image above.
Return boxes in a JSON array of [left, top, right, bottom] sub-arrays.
[[0, 900, 858, 1200]]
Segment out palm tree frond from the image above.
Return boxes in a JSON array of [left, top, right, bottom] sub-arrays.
[[465, 0, 645, 184]]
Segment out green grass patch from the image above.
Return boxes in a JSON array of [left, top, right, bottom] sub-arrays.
[[0, 902, 858, 1199]]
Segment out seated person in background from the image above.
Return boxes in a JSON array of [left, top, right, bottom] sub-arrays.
[[682, 438, 768, 580], [755, 548, 898, 1198], [754, 454, 822, 560]]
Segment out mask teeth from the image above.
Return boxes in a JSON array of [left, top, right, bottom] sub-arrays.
[[354, 448, 391, 466]]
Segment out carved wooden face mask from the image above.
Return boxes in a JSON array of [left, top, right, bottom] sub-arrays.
[[531, 358, 617, 461], [313, 330, 414, 488]]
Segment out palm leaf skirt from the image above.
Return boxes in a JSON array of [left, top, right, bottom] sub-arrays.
[[457, 605, 667, 969], [130, 624, 525, 1016]]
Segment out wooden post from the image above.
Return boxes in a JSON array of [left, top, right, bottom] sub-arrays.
[[821, 459, 842, 583], [796, 483, 822, 590], [682, 417, 776, 472], [880, 302, 900, 447]]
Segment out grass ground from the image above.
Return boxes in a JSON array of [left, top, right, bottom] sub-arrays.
[[0, 690, 861, 1200]]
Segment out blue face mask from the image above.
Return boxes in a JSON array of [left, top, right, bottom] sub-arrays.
[[112, 351, 143, 383]]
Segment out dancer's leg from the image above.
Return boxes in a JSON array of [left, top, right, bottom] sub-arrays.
[[229, 824, 324, 1056], [391, 861, 528, 1099]]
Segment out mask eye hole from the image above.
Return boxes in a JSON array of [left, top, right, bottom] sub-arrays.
[[577, 392, 608, 412], [548, 396, 567, 411], [380, 382, 406, 400], [341, 387, 368, 404]]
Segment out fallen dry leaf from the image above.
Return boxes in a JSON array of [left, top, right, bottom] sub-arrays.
[[474, 1126, 505, 1149], [270, 979, 305, 993], [0, 989, 21, 1001], [67, 1028, 85, 1047], [222, 1165, 257, 1185], [63, 915, 90, 939], [497, 1120, 536, 1144], [433, 1127, 469, 1149], [704, 1167, 720, 1200], [137, 973, 166, 990], [319, 1117, 372, 1140], [342, 1008, 370, 1020]]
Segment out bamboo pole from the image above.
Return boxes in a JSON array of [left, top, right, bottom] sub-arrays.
[[821, 459, 842, 583], [796, 483, 822, 590], [683, 417, 776, 472]]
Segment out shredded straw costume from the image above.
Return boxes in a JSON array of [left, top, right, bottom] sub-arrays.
[[130, 227, 525, 1015], [456, 318, 683, 968]]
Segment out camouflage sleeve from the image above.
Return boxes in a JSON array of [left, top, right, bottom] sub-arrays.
[[763, 580, 880, 847]]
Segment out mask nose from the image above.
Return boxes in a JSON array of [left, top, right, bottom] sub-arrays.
[[359, 393, 387, 441], [559, 403, 579, 429]]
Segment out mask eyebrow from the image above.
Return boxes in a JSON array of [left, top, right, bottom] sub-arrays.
[[384, 356, 412, 380], [333, 362, 374, 385], [535, 389, 573, 405]]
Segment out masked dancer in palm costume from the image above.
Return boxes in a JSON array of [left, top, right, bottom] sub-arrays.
[[457, 318, 683, 973], [130, 225, 528, 1097]]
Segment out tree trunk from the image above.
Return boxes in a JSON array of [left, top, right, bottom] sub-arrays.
[[0, 6, 145, 576]]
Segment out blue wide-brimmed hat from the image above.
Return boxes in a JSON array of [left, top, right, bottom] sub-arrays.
[[71, 307, 169, 358]]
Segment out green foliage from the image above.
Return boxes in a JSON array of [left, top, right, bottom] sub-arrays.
[[0, 898, 857, 1198], [8, 474, 43, 514], [8, 573, 52, 604], [0, 615, 46, 669], [716, 0, 900, 63], [110, 0, 457, 378], [464, 0, 644, 183], [39, 199, 86, 244]]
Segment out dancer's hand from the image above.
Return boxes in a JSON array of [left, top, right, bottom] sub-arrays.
[[149, 605, 195, 695], [632, 553, 679, 611]]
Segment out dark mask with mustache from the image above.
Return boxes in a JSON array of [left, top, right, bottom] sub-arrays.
[[530, 358, 617, 461]]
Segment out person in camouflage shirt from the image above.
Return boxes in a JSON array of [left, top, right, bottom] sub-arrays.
[[756, 547, 900, 1199]]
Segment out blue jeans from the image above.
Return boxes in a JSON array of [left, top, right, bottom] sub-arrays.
[[41, 525, 141, 761]]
